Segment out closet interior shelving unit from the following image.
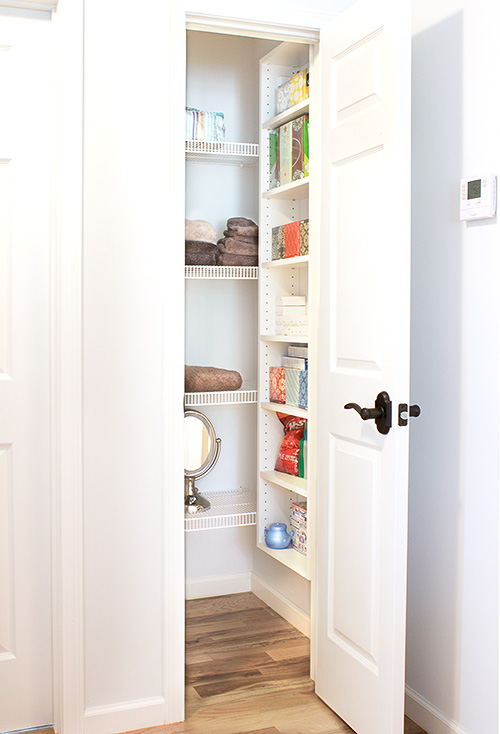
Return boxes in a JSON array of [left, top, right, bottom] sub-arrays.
[[184, 32, 316, 602], [257, 42, 315, 582]]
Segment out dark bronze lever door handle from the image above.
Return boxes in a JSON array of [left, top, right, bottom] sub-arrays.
[[344, 391, 392, 435]]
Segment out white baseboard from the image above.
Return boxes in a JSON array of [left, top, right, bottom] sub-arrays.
[[84, 696, 165, 734], [185, 571, 252, 599], [251, 572, 310, 638], [405, 686, 472, 734]]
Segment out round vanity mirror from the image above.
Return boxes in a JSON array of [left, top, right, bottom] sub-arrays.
[[184, 410, 217, 476], [184, 409, 221, 513]]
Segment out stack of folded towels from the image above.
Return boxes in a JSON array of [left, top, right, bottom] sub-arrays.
[[185, 217, 259, 267], [185, 220, 219, 266], [217, 217, 258, 267]]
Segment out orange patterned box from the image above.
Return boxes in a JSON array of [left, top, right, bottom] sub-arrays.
[[269, 366, 286, 404]]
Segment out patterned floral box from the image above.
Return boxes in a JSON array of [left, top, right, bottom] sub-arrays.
[[271, 219, 309, 260], [289, 69, 309, 106], [269, 366, 286, 404], [298, 370, 308, 409], [276, 79, 291, 114], [291, 501, 307, 555], [284, 368, 300, 408]]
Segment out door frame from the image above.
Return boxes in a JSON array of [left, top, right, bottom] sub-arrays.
[[52, 2, 334, 732], [172, 2, 328, 725]]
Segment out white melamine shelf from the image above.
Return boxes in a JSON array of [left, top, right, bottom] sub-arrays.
[[262, 99, 309, 130], [185, 488, 256, 531], [260, 469, 307, 498], [260, 335, 308, 344], [262, 255, 309, 269], [257, 542, 309, 579], [185, 140, 259, 166], [261, 401, 308, 419], [185, 388, 258, 407], [185, 265, 259, 280], [262, 178, 309, 201]]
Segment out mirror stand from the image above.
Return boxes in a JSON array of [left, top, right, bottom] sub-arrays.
[[185, 476, 211, 513]]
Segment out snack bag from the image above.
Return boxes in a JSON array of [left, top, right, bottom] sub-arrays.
[[275, 412, 307, 477]]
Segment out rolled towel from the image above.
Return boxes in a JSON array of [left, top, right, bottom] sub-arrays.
[[226, 217, 257, 228], [217, 252, 258, 267], [185, 365, 243, 392], [223, 230, 259, 244], [185, 240, 218, 266], [217, 237, 259, 256], [185, 219, 217, 243]]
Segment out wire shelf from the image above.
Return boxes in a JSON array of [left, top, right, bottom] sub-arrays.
[[185, 140, 259, 166], [184, 488, 256, 531], [184, 388, 258, 407], [185, 265, 259, 280]]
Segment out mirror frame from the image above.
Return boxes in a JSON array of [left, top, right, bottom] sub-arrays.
[[184, 409, 218, 479]]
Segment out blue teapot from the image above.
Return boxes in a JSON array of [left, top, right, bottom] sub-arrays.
[[264, 522, 294, 550]]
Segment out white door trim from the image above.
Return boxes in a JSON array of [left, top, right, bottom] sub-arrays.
[[51, 0, 85, 732]]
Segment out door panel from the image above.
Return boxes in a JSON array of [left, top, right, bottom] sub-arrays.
[[0, 14, 53, 732], [316, 1, 411, 733]]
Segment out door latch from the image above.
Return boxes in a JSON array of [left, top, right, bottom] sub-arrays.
[[398, 403, 421, 426]]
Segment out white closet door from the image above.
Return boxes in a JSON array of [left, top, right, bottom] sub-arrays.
[[0, 14, 52, 732], [315, 1, 411, 733]]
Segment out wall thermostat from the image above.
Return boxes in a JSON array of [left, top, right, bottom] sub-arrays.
[[460, 174, 497, 221]]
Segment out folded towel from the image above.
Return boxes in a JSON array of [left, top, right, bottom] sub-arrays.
[[185, 365, 243, 392], [226, 217, 257, 228], [185, 219, 217, 243], [185, 240, 218, 266], [185, 251, 217, 266], [226, 224, 259, 237], [217, 252, 258, 266], [217, 238, 259, 256], [223, 230, 259, 244]]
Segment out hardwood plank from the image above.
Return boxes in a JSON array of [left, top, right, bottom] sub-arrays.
[[136, 592, 427, 734]]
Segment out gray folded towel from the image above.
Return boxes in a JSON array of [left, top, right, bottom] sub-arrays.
[[226, 224, 259, 237], [226, 217, 257, 228], [223, 230, 259, 244], [217, 238, 258, 256], [185, 219, 216, 243], [217, 252, 258, 266], [185, 240, 218, 266]]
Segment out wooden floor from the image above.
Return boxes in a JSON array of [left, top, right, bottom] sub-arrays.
[[137, 592, 427, 734]]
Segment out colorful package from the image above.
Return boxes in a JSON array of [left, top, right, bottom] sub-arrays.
[[292, 115, 309, 181], [269, 130, 279, 190], [272, 224, 285, 260], [299, 370, 308, 409], [284, 368, 300, 408], [276, 79, 291, 114], [275, 413, 307, 477], [289, 69, 309, 106], [279, 122, 292, 186], [284, 220, 301, 257], [300, 219, 309, 255], [269, 366, 286, 404]]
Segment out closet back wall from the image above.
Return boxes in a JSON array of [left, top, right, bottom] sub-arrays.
[[185, 31, 275, 231], [184, 32, 275, 597]]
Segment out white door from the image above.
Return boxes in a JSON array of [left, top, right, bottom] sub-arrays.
[[315, 1, 411, 733], [0, 14, 53, 732]]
